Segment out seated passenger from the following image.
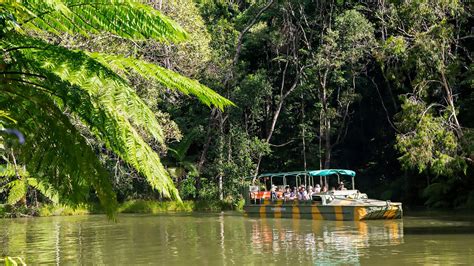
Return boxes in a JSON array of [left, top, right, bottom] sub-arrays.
[[322, 185, 328, 193], [306, 186, 313, 200], [314, 184, 321, 193], [337, 182, 347, 191], [290, 187, 297, 200], [276, 187, 283, 199], [300, 186, 308, 200], [270, 186, 278, 201], [283, 187, 291, 200]]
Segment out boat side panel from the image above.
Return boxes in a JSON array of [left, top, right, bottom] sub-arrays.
[[244, 203, 402, 221], [244, 204, 358, 221]]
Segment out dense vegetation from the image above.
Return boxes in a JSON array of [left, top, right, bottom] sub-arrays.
[[1, 0, 473, 215]]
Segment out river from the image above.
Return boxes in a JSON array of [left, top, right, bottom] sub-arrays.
[[1, 212, 473, 265]]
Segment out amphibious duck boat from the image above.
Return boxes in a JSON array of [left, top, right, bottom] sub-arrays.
[[243, 169, 402, 221]]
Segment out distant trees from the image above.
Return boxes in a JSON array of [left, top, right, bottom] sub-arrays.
[[185, 0, 472, 208]]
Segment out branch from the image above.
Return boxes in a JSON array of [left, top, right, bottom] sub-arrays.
[[231, 0, 274, 68], [3, 46, 44, 53], [269, 140, 294, 147], [0, 72, 46, 79], [369, 77, 400, 133]]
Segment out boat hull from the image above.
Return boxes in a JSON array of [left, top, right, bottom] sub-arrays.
[[243, 201, 402, 221]]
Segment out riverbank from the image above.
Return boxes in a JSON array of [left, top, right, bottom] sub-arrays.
[[0, 199, 245, 218]]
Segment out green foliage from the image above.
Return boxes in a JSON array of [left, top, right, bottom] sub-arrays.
[[118, 199, 193, 213], [0, 164, 59, 205], [179, 176, 197, 200], [38, 204, 91, 217], [395, 97, 466, 177], [1, 0, 471, 212], [1, 0, 187, 42], [207, 127, 270, 199], [87, 52, 234, 111], [0, 0, 232, 216], [1, 256, 26, 266]]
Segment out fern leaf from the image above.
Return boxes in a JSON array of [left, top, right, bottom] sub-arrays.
[[6, 179, 27, 205], [1, 86, 118, 216], [2, 34, 166, 143], [88, 52, 235, 110], [6, 0, 187, 42], [27, 177, 59, 203]]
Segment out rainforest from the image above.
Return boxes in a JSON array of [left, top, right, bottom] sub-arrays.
[[0, 0, 473, 216]]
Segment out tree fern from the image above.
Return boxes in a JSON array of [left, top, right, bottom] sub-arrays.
[[0, 1, 232, 214]]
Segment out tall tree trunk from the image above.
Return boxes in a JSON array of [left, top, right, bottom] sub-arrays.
[[301, 93, 307, 171], [197, 108, 217, 191], [324, 117, 331, 169], [252, 74, 300, 182], [217, 111, 224, 201]]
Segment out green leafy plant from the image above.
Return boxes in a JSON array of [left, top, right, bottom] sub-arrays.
[[0, 0, 232, 217], [0, 164, 58, 205], [1, 256, 26, 266]]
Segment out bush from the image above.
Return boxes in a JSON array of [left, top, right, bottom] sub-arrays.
[[117, 200, 194, 213]]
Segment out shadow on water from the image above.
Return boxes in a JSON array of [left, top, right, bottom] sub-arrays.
[[404, 225, 474, 235], [405, 209, 474, 222], [403, 209, 474, 235]]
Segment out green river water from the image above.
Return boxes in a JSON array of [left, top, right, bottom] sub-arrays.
[[1, 212, 473, 265]]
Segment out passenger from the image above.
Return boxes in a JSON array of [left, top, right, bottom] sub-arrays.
[[276, 187, 283, 199], [301, 186, 308, 200], [314, 184, 321, 193], [322, 185, 328, 193], [283, 187, 291, 200], [307, 186, 313, 200], [270, 186, 278, 201], [338, 182, 347, 191], [290, 187, 297, 200]]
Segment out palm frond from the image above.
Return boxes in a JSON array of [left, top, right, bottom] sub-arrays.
[[4, 0, 187, 42]]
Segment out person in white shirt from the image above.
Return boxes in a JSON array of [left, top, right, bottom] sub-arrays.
[[314, 184, 321, 193]]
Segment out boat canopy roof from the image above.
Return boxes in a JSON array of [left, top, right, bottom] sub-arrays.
[[253, 169, 356, 178], [308, 169, 356, 177]]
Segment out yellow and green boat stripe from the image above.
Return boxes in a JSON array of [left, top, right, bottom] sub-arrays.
[[245, 202, 402, 221]]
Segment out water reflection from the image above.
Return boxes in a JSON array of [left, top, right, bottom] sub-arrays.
[[249, 218, 403, 265], [2, 213, 474, 265]]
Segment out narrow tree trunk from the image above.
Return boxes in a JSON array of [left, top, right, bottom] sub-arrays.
[[440, 70, 463, 137], [217, 112, 224, 201], [324, 117, 331, 169], [301, 93, 307, 171]]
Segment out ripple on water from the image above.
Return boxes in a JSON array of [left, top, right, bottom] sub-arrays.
[[1, 213, 474, 265]]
